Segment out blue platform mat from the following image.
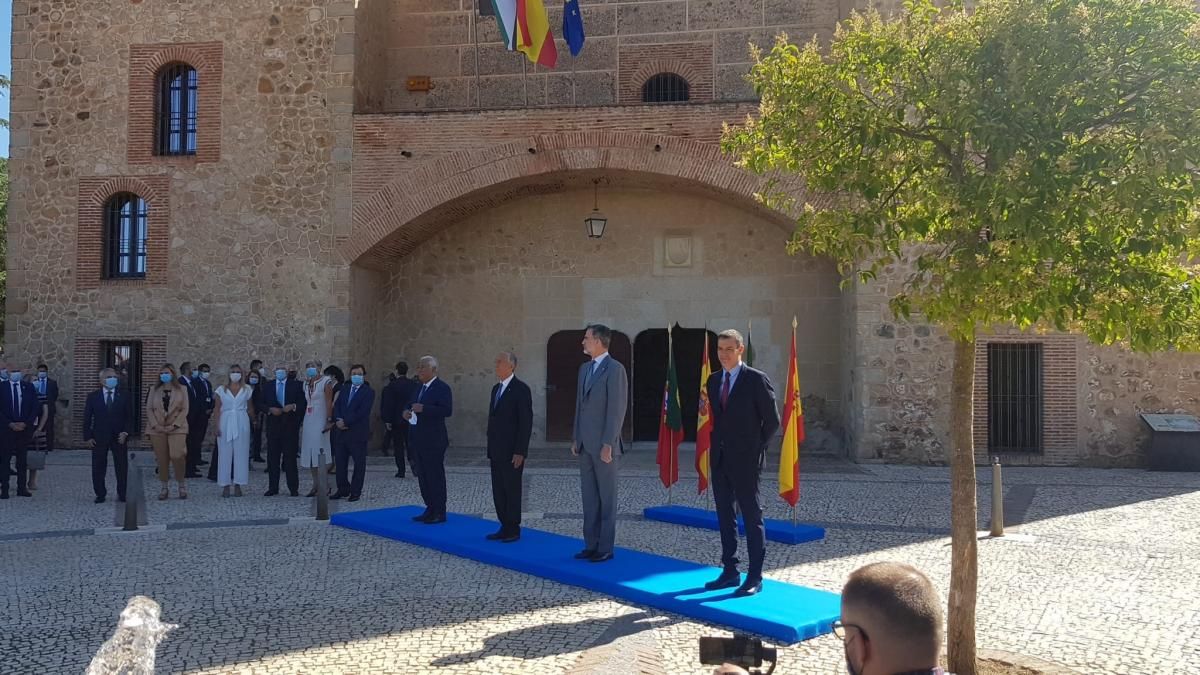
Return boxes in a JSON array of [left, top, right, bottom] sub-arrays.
[[331, 506, 840, 644], [643, 505, 826, 545]]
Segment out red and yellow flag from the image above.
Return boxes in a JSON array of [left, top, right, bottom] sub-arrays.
[[695, 332, 713, 494], [516, 0, 558, 69], [778, 318, 805, 506]]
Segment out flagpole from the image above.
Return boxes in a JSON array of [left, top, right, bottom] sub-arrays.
[[667, 323, 674, 506], [571, 54, 577, 107], [522, 58, 529, 108], [791, 315, 799, 528], [472, 5, 481, 109]]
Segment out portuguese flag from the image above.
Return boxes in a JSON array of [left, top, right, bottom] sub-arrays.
[[656, 330, 683, 488]]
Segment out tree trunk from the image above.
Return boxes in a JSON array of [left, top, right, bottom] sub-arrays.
[[947, 336, 978, 675]]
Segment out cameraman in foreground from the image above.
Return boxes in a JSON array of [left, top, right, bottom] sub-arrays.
[[711, 561, 947, 675]]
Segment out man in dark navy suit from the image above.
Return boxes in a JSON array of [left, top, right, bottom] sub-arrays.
[[180, 361, 204, 477], [83, 367, 134, 504], [403, 355, 453, 523], [382, 360, 419, 478], [703, 329, 780, 597], [485, 352, 533, 542], [331, 364, 375, 502], [263, 362, 306, 497], [0, 360, 41, 499]]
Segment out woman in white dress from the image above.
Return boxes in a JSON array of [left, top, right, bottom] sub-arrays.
[[212, 364, 257, 497], [299, 359, 335, 497]]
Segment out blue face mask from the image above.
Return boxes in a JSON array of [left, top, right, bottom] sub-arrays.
[[106, 377, 121, 389], [276, 369, 288, 381], [160, 373, 174, 384], [9, 372, 23, 383], [306, 367, 319, 378], [37, 371, 48, 379], [350, 374, 364, 386]]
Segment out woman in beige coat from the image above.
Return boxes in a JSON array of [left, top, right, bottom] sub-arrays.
[[146, 363, 190, 500]]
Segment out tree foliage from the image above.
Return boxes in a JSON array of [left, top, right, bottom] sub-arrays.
[[725, 0, 1200, 350]]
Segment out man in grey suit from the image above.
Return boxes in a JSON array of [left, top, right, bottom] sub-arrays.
[[571, 323, 628, 563]]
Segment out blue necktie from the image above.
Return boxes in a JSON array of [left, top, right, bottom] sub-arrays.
[[493, 384, 503, 410], [277, 382, 284, 406], [418, 384, 428, 402], [349, 385, 357, 403]]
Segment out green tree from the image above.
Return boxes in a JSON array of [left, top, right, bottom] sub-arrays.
[[724, 1, 1200, 672]]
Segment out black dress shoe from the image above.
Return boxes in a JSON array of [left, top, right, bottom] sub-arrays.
[[329, 493, 345, 500], [412, 511, 432, 522], [185, 472, 202, 478], [704, 570, 742, 591], [264, 490, 278, 496], [588, 552, 614, 563], [500, 533, 521, 543], [290, 491, 300, 497], [17, 491, 33, 498], [574, 549, 597, 560], [486, 531, 505, 540], [348, 495, 360, 502], [0, 493, 8, 500], [734, 577, 763, 597], [423, 514, 446, 524], [394, 472, 405, 478], [94, 496, 106, 504]]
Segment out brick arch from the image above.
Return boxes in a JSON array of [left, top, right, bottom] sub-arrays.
[[138, 45, 215, 75], [85, 176, 166, 206], [348, 131, 821, 268], [128, 43, 223, 164], [629, 60, 702, 101]]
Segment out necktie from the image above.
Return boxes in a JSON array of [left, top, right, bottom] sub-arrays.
[[277, 382, 285, 406], [720, 371, 731, 409], [106, 390, 113, 409], [11, 384, 19, 417], [418, 384, 428, 402], [493, 384, 503, 410], [349, 385, 357, 403]]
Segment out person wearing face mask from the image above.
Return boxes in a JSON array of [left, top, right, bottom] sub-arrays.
[[298, 360, 335, 496], [179, 361, 205, 478], [0, 361, 41, 499], [248, 359, 266, 464], [834, 562, 947, 675], [212, 365, 257, 497], [82, 368, 134, 504], [146, 363, 190, 499], [331, 364, 375, 502], [33, 364, 59, 452], [262, 363, 305, 497]]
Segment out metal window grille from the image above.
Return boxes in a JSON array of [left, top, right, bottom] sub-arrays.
[[642, 73, 690, 104], [987, 343, 1044, 452], [101, 340, 144, 434], [155, 64, 198, 156], [103, 193, 148, 279], [477, 0, 495, 16]]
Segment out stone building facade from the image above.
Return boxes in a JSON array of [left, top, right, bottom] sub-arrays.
[[5, 0, 1197, 466]]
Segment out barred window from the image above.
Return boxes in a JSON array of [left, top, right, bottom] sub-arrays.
[[642, 73, 690, 103], [155, 63, 198, 156], [103, 193, 148, 279]]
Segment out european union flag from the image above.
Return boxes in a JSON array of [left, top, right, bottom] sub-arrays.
[[563, 0, 586, 57]]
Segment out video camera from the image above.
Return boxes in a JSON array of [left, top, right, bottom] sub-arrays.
[[698, 633, 778, 674]]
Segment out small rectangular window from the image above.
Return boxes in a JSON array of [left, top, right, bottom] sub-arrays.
[[987, 343, 1043, 452]]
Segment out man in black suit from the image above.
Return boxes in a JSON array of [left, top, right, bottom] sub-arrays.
[[180, 362, 202, 477], [382, 361, 419, 478], [0, 360, 41, 499], [34, 364, 59, 451], [403, 355, 453, 524], [263, 362, 305, 497], [485, 352, 533, 542], [703, 329, 780, 597], [331, 364, 376, 502], [83, 368, 134, 503]]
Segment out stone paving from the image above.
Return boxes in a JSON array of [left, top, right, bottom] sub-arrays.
[[1, 450, 1198, 674]]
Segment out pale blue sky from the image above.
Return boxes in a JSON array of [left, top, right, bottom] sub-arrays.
[[1, 0, 12, 157]]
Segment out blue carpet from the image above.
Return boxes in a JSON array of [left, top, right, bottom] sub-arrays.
[[643, 505, 826, 545], [332, 506, 840, 644]]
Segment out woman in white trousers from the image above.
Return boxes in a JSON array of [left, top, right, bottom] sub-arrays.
[[213, 364, 257, 497]]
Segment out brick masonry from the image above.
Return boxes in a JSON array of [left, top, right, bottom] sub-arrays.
[[75, 175, 171, 290], [127, 43, 224, 166]]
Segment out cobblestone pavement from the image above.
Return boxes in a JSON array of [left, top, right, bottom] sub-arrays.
[[1, 450, 1198, 674]]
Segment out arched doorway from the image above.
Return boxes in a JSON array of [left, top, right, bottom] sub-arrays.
[[545, 329, 633, 443], [632, 325, 718, 442]]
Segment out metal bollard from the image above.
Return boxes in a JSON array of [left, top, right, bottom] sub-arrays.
[[990, 456, 1004, 537], [120, 450, 149, 531], [315, 450, 330, 521]]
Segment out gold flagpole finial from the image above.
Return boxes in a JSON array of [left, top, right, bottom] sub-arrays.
[[792, 315, 798, 330]]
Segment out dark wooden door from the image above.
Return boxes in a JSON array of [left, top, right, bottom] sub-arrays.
[[544, 329, 633, 442], [632, 325, 718, 442]]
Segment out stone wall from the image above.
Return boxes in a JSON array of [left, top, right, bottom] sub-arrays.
[[369, 188, 845, 449], [5, 0, 356, 443], [354, 0, 842, 112]]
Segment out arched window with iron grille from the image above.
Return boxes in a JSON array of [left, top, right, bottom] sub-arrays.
[[103, 193, 148, 279], [641, 73, 690, 104], [155, 63, 198, 156]]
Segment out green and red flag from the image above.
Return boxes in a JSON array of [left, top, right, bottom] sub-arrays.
[[656, 328, 683, 488]]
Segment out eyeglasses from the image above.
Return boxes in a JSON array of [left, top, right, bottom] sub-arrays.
[[832, 621, 868, 642]]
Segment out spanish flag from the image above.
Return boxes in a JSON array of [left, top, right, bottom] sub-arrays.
[[778, 317, 805, 507], [695, 332, 713, 494], [516, 0, 558, 69]]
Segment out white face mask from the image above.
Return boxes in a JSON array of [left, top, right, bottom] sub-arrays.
[[229, 373, 243, 383]]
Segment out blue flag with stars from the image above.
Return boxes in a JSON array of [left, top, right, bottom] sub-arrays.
[[563, 0, 585, 57]]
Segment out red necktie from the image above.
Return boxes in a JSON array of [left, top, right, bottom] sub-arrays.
[[720, 372, 731, 409]]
